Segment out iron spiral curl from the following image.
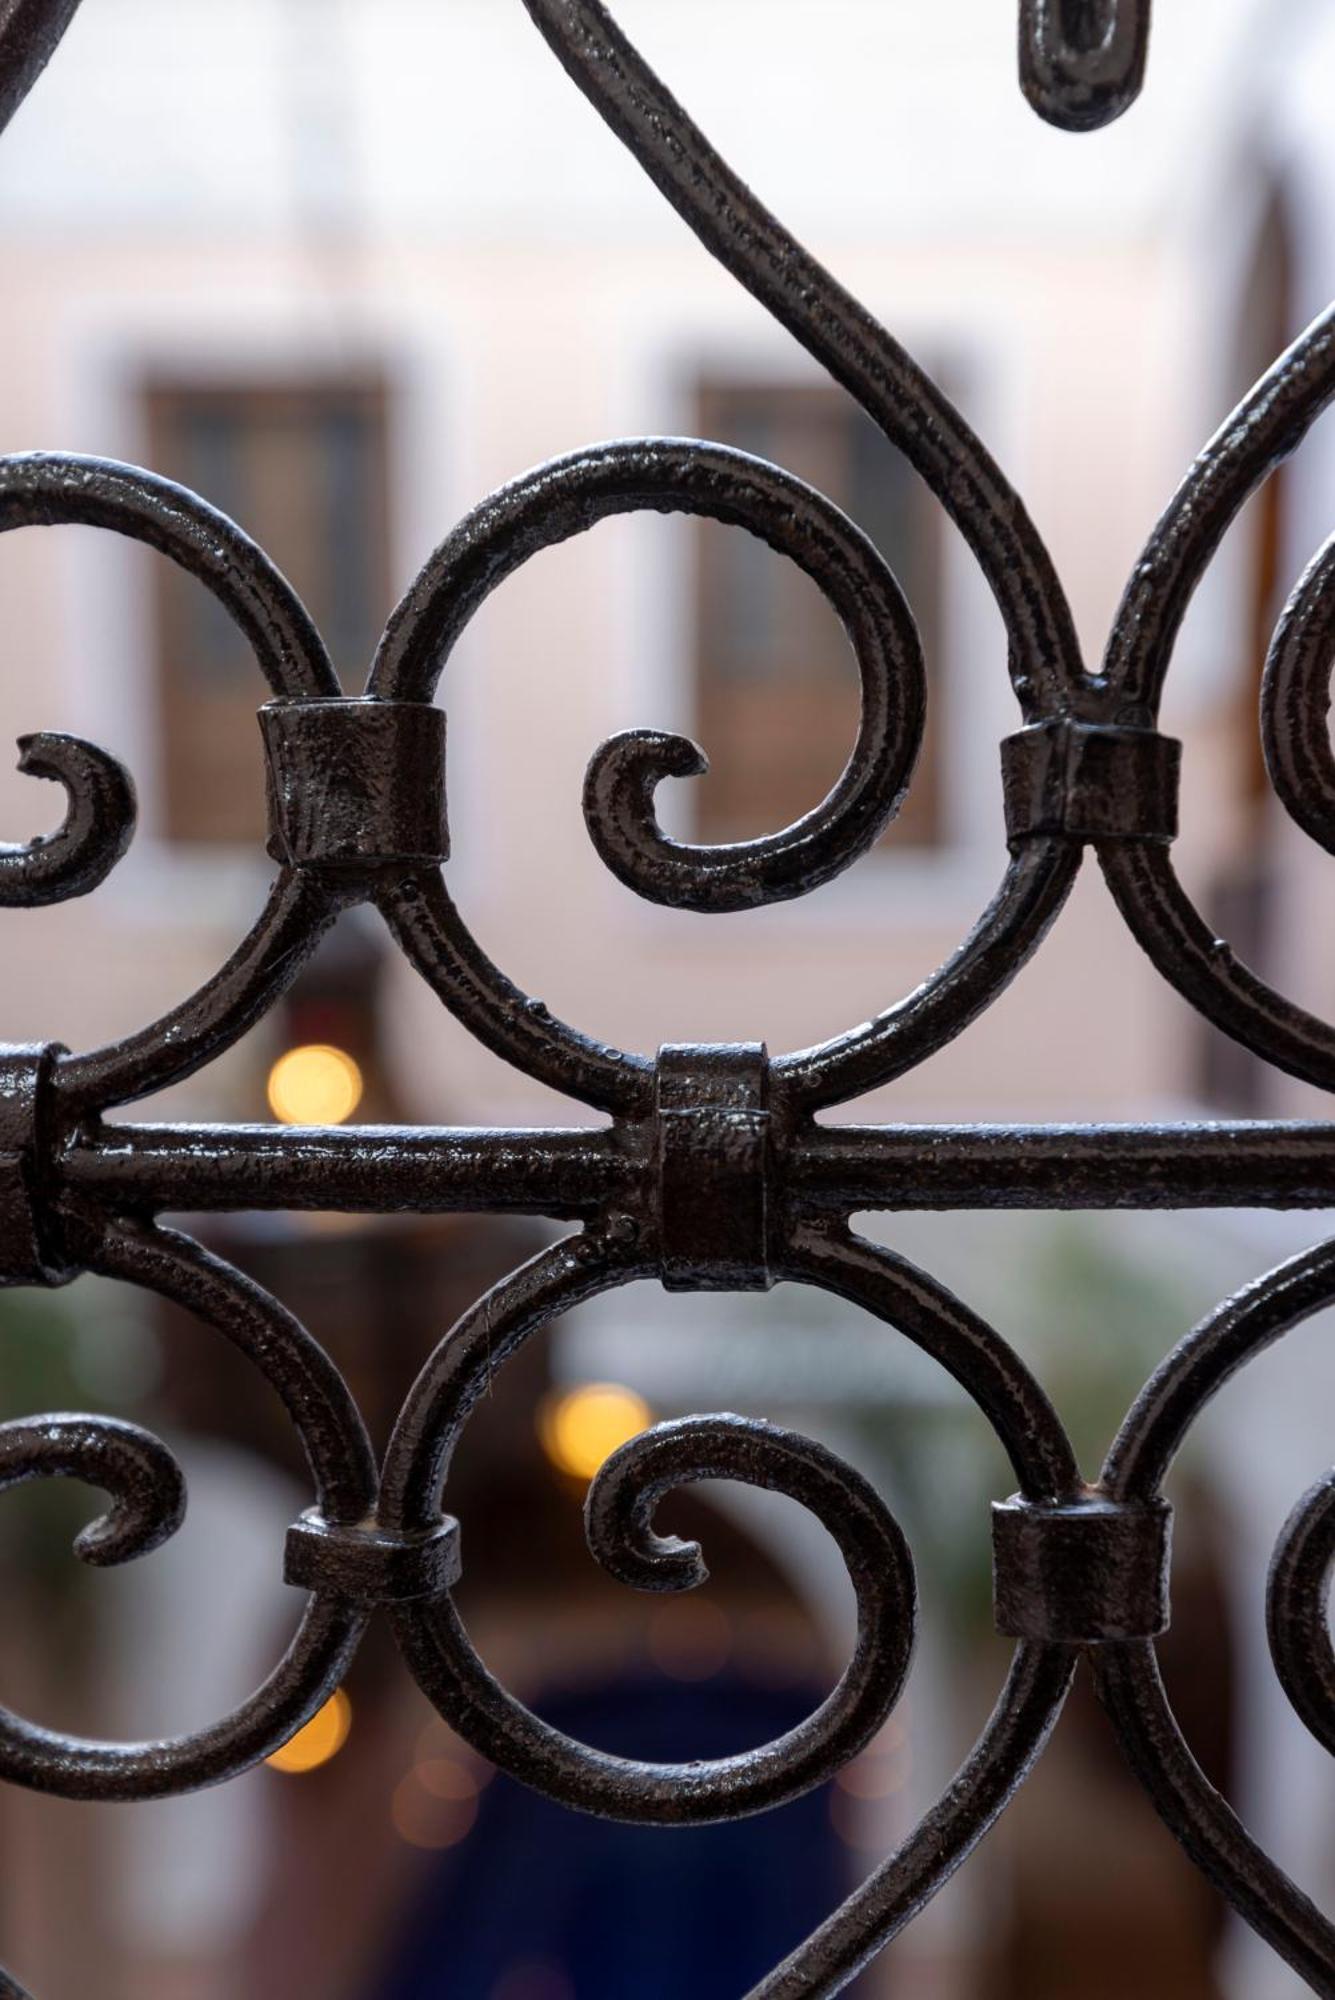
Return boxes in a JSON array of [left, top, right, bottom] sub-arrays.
[[0, 1412, 185, 1568], [373, 1222, 1082, 1995], [0, 2, 1333, 1997], [0, 452, 346, 1116], [0, 1214, 375, 1801], [372, 439, 926, 916], [0, 733, 135, 907]]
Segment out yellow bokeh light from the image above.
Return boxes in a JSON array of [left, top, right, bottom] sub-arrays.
[[265, 1690, 352, 1775], [267, 1044, 364, 1126], [538, 1382, 652, 1483]]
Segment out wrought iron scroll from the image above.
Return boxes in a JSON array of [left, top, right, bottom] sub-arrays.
[[0, 2, 1332, 1995]]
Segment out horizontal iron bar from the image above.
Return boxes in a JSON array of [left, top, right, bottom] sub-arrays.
[[60, 1119, 1335, 1221], [799, 1123, 1335, 1212], [67, 1124, 636, 1220]]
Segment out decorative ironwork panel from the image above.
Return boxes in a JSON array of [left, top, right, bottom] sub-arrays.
[[0, 1, 1332, 1994]]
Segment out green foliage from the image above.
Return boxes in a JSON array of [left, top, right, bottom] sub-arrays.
[[1020, 1221, 1197, 1477], [0, 1285, 127, 1596], [0, 1285, 86, 1414], [849, 1219, 1199, 1641]]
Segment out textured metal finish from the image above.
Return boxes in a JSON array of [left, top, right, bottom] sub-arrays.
[[283, 1509, 463, 1604], [0, 0, 82, 138], [1018, 0, 1153, 132], [1001, 719, 1180, 845], [0, 1413, 185, 1568], [260, 699, 449, 870], [655, 1043, 773, 1290], [992, 1492, 1172, 1643], [0, 5, 1330, 1997], [0, 1045, 67, 1284], [0, 735, 134, 905], [372, 437, 926, 916]]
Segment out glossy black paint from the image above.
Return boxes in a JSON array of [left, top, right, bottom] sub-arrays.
[[0, 5, 1331, 1998], [1018, 0, 1154, 131]]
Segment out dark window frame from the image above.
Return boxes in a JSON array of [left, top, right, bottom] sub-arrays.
[[145, 375, 393, 845], [691, 376, 945, 852]]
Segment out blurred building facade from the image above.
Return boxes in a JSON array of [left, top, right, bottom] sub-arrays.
[[0, 3, 1330, 1997]]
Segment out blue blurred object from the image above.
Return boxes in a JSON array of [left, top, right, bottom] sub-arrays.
[[375, 1674, 852, 2000]]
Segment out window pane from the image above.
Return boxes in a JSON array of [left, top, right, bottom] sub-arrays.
[[146, 380, 391, 843], [694, 381, 942, 848]]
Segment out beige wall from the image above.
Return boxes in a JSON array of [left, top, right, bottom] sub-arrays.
[[0, 219, 1270, 1125]]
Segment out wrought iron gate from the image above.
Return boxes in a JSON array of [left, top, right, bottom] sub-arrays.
[[0, 0, 1333, 1992]]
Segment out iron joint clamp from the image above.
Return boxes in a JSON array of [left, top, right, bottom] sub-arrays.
[[1002, 719, 1180, 847], [654, 1042, 774, 1292], [260, 697, 449, 872], [992, 1490, 1172, 1644], [284, 1508, 463, 1604], [0, 1044, 70, 1286]]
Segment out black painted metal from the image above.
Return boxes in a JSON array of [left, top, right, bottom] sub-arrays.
[[1018, 0, 1154, 132], [0, 4, 1331, 1995]]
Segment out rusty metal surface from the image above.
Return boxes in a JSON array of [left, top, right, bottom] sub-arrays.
[[0, 4, 1331, 1995]]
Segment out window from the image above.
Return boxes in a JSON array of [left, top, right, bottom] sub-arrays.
[[693, 380, 944, 848], [145, 379, 391, 844]]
